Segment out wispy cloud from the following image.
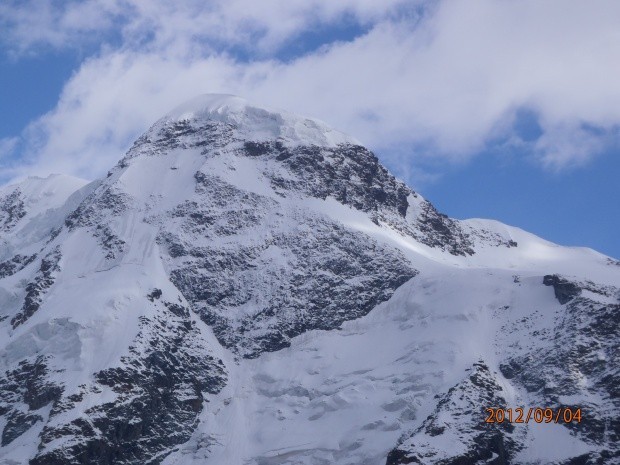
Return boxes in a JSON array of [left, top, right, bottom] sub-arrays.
[[1, 0, 619, 183], [0, 137, 18, 160]]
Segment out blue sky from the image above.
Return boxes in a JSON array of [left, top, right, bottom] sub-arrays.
[[0, 0, 618, 259]]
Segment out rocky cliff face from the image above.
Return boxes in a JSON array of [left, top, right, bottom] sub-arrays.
[[0, 95, 618, 465]]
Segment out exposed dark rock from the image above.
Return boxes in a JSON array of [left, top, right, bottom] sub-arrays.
[[163, 187, 417, 358], [1, 411, 42, 446], [64, 187, 129, 259], [414, 200, 473, 255], [266, 143, 410, 218], [96, 224, 126, 259], [543, 274, 582, 304], [499, 359, 522, 379], [0, 189, 27, 232], [0, 356, 63, 446], [0, 253, 37, 279], [11, 247, 62, 328], [65, 188, 129, 229], [559, 454, 594, 465], [244, 141, 272, 157], [145, 170, 424, 358], [147, 288, 163, 301], [386, 449, 420, 464]]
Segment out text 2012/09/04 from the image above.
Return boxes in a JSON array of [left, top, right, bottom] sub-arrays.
[[485, 407, 582, 424]]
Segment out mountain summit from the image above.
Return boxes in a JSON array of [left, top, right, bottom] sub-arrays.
[[161, 94, 359, 148], [1, 95, 618, 465]]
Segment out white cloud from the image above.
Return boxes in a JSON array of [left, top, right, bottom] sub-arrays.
[[0, 0, 414, 55], [0, 137, 18, 160], [0, 0, 124, 54], [534, 124, 612, 171], [1, 0, 619, 183]]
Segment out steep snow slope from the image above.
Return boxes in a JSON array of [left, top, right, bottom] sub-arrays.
[[0, 95, 618, 465]]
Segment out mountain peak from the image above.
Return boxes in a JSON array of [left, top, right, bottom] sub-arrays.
[[158, 93, 360, 148], [2, 96, 618, 465]]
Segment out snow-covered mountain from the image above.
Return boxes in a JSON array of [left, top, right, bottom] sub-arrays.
[[0, 94, 618, 465]]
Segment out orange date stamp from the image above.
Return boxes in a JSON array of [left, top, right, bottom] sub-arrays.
[[485, 407, 582, 424]]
